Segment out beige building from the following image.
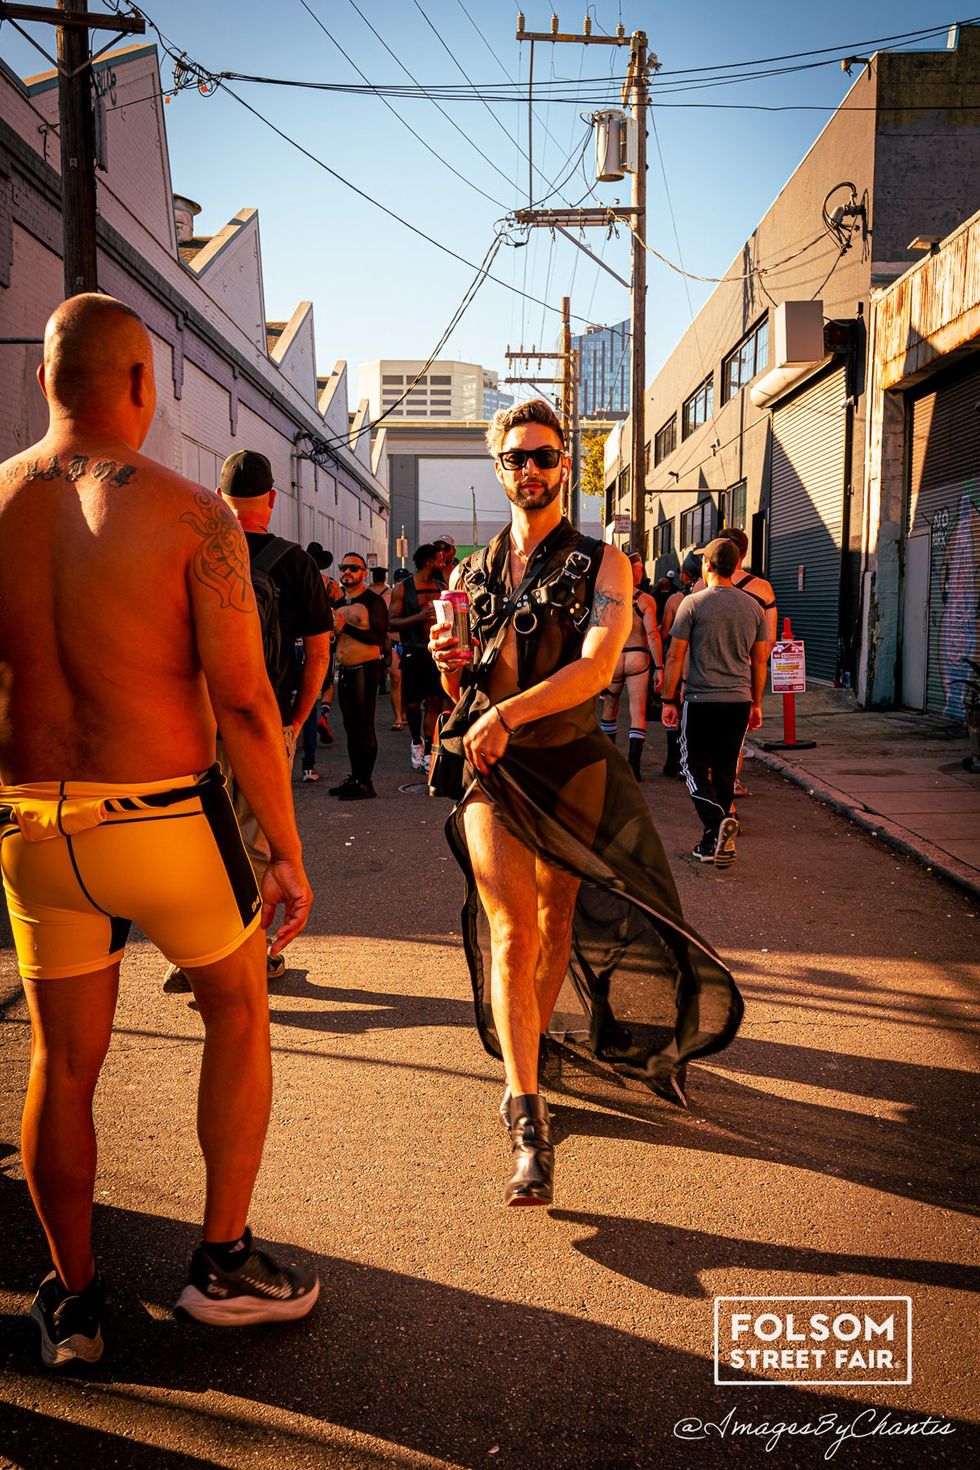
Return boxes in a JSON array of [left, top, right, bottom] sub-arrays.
[[358, 360, 512, 424], [860, 210, 980, 720], [0, 44, 388, 564], [610, 24, 980, 685]]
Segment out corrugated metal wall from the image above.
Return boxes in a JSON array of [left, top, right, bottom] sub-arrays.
[[909, 356, 980, 719], [768, 367, 847, 681]]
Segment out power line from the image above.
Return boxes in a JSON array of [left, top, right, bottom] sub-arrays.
[[409, 0, 578, 207], [344, 0, 518, 195], [651, 17, 978, 77], [296, 0, 508, 211]]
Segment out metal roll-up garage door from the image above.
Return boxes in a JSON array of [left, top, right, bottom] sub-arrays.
[[768, 366, 847, 681], [909, 355, 980, 720]]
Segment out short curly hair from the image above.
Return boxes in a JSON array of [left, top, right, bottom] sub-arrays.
[[485, 397, 565, 457]]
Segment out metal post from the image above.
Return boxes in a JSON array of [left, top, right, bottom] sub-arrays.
[[470, 484, 477, 551]]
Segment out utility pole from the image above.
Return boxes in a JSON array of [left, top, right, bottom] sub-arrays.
[[503, 293, 580, 527], [513, 13, 653, 555], [0, 3, 145, 295], [626, 33, 648, 559]]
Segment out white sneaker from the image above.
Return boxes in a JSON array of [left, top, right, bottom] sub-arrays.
[[410, 741, 425, 771]]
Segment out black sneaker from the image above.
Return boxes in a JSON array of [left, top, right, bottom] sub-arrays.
[[337, 781, 376, 801], [328, 774, 357, 796], [30, 1269, 105, 1367], [175, 1229, 319, 1326], [692, 835, 716, 863], [714, 816, 739, 867]]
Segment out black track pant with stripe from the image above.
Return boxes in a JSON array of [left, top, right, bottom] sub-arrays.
[[680, 701, 751, 839]]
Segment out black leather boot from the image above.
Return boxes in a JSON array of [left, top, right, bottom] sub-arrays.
[[504, 1093, 554, 1207]]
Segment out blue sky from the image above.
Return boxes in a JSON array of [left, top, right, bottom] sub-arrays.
[[1, 1, 965, 395]]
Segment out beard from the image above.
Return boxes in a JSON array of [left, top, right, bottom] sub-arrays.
[[504, 478, 563, 511]]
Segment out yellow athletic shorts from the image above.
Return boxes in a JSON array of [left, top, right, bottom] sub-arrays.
[[0, 766, 262, 980]]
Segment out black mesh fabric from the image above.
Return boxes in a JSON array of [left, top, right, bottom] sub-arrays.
[[442, 521, 743, 1110]]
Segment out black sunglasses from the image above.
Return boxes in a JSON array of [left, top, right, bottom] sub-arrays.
[[339, 563, 363, 572], [497, 447, 562, 471]]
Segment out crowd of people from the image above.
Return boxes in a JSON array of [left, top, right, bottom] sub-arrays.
[[0, 294, 776, 1371]]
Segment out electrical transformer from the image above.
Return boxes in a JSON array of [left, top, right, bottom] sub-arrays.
[[593, 110, 637, 182]]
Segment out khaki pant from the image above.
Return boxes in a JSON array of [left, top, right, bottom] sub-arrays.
[[216, 727, 296, 887]]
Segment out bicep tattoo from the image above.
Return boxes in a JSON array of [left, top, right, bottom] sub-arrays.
[[179, 492, 254, 612], [589, 589, 626, 628]]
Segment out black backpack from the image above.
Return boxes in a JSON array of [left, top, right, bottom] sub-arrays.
[[250, 536, 291, 682]]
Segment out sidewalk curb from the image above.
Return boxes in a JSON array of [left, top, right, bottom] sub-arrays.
[[746, 741, 980, 903]]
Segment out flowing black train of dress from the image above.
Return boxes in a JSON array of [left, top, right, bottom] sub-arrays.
[[438, 519, 743, 1109]]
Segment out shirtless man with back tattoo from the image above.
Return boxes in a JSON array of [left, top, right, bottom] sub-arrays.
[[0, 294, 318, 1368]]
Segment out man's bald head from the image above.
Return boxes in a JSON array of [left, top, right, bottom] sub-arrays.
[[41, 294, 155, 436]]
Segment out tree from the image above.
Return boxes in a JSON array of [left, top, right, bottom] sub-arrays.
[[579, 428, 608, 499]]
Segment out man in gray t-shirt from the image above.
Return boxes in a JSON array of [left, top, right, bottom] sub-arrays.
[[662, 538, 769, 866]]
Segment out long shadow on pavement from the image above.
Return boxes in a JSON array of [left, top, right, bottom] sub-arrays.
[[0, 1174, 975, 1469], [538, 1039, 979, 1218]]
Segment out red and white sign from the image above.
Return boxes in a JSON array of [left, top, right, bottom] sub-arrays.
[[613, 513, 631, 535], [771, 640, 806, 693]]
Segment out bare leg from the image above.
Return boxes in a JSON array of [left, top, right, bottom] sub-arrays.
[[625, 654, 650, 737], [534, 857, 580, 1033], [461, 794, 541, 1096], [389, 648, 404, 724], [21, 963, 120, 1291], [185, 926, 271, 1241], [422, 693, 441, 747], [601, 656, 625, 734]]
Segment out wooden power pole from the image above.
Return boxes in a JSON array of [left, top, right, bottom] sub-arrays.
[[513, 14, 653, 555], [0, 2, 145, 295], [503, 293, 580, 526]]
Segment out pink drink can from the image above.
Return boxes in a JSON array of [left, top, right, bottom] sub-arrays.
[[434, 590, 472, 659]]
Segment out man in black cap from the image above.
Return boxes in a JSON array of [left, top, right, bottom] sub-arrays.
[[166, 451, 332, 985], [661, 536, 769, 867]]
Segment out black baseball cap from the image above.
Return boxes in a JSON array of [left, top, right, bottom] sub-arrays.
[[220, 450, 274, 498]]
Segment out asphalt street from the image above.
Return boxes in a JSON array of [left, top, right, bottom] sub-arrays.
[[0, 716, 978, 1469]]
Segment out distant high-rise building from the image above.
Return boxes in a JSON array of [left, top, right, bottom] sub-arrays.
[[573, 321, 630, 419], [358, 359, 513, 423]]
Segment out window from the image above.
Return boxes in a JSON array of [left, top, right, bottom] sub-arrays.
[[680, 498, 715, 548], [722, 317, 769, 402], [605, 482, 616, 523], [644, 441, 651, 477], [382, 374, 403, 384], [618, 467, 630, 504], [653, 520, 673, 557], [682, 376, 713, 439], [654, 413, 676, 465], [720, 481, 747, 529], [430, 374, 451, 384]]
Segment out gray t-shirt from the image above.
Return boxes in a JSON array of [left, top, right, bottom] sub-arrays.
[[670, 585, 767, 704]]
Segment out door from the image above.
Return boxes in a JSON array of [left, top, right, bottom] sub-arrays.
[[767, 367, 847, 681]]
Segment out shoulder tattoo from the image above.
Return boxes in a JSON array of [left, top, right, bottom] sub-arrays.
[[589, 588, 626, 628], [179, 492, 254, 612]]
